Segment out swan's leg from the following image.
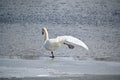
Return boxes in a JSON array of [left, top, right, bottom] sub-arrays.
[[64, 43, 74, 49], [50, 51, 54, 58]]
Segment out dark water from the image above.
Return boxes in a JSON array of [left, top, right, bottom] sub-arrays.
[[0, 0, 120, 26]]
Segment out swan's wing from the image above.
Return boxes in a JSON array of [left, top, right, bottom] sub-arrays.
[[57, 36, 89, 50]]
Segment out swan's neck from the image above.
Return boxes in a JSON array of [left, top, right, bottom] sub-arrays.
[[44, 28, 49, 41]]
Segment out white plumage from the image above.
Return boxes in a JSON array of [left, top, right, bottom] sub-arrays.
[[56, 36, 89, 50], [42, 27, 89, 58]]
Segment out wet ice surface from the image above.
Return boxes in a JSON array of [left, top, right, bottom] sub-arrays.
[[0, 57, 120, 80]]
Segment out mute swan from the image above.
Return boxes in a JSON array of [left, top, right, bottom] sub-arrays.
[[42, 27, 89, 58]]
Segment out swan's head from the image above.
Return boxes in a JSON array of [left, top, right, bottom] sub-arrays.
[[42, 27, 49, 40], [42, 27, 46, 35]]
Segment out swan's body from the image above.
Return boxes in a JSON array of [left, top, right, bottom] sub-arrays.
[[42, 27, 89, 58], [44, 38, 64, 51]]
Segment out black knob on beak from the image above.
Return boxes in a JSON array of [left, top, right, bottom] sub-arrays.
[[42, 31, 44, 35]]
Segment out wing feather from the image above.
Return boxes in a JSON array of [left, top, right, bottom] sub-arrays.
[[57, 36, 89, 50]]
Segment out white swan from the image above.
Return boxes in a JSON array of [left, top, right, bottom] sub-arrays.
[[42, 27, 89, 58]]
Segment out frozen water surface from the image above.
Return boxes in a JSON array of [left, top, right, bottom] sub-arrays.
[[0, 57, 120, 80]]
